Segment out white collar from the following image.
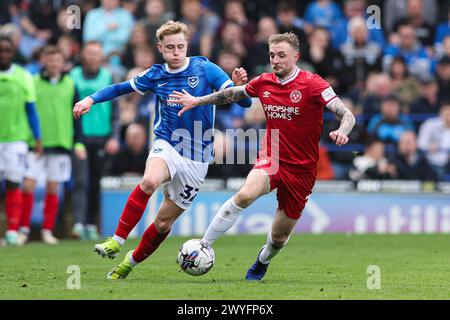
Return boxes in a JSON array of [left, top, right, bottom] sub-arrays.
[[165, 57, 190, 74], [276, 66, 300, 85]]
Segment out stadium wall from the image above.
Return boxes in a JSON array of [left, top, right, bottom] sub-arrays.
[[100, 179, 450, 236]]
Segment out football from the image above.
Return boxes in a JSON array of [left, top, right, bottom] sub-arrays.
[[177, 239, 215, 276]]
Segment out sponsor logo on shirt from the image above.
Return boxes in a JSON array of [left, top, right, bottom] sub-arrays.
[[262, 104, 300, 120]]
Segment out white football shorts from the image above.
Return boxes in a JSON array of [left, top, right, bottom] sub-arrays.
[[24, 152, 72, 183], [148, 139, 209, 210], [0, 141, 28, 183]]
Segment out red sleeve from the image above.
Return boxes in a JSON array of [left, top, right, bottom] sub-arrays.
[[244, 75, 261, 98], [309, 74, 339, 107]]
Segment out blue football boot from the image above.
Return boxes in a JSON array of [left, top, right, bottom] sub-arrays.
[[246, 246, 270, 281]]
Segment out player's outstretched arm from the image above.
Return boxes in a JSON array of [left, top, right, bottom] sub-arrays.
[[326, 98, 356, 146], [73, 81, 134, 119], [170, 85, 248, 117]]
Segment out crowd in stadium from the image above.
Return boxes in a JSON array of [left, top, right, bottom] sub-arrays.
[[0, 0, 449, 187]]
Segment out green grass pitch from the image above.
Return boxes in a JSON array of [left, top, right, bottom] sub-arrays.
[[1, 234, 449, 299]]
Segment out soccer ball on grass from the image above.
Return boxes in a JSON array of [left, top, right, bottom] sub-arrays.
[[177, 239, 215, 276]]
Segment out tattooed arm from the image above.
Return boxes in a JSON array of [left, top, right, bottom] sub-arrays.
[[169, 86, 248, 117], [325, 98, 356, 146]]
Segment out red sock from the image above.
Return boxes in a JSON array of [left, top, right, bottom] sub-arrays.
[[114, 184, 151, 239], [132, 223, 169, 263], [42, 193, 59, 231], [6, 188, 22, 231], [20, 192, 34, 229]]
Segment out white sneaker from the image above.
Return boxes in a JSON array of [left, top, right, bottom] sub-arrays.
[[41, 229, 59, 245]]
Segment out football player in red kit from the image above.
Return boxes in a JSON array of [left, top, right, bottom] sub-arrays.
[[170, 32, 356, 280]]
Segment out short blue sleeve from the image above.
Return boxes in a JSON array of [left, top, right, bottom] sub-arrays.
[[204, 61, 233, 91], [130, 67, 156, 95]]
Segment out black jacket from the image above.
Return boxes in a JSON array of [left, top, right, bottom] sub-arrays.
[[389, 152, 439, 181]]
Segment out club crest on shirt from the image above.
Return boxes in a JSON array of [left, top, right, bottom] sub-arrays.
[[290, 90, 302, 103], [188, 76, 199, 88]]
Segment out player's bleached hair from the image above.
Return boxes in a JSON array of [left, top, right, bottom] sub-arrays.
[[268, 32, 300, 52], [156, 20, 189, 42]]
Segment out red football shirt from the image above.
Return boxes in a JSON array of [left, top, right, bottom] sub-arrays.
[[244, 67, 338, 175]]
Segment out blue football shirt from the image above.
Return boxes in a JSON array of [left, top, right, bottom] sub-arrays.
[[130, 56, 233, 163]]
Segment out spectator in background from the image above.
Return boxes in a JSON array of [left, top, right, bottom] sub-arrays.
[[389, 130, 439, 180], [109, 123, 149, 176], [56, 34, 79, 72], [9, 0, 58, 59], [436, 55, 450, 104], [302, 27, 344, 93], [339, 16, 382, 91], [122, 22, 151, 69], [360, 73, 394, 115], [121, 0, 140, 16], [0, 0, 12, 25], [331, 0, 385, 50], [392, 0, 435, 48], [83, 0, 135, 57], [410, 75, 440, 116], [348, 139, 397, 181], [212, 21, 248, 67], [433, 35, 450, 69], [218, 0, 256, 48], [434, 7, 450, 56], [417, 103, 450, 180], [214, 50, 246, 130], [247, 16, 278, 76], [25, 46, 44, 75], [132, 45, 156, 70], [383, 22, 431, 78], [276, 1, 309, 54], [140, 0, 175, 45], [367, 95, 414, 147], [389, 56, 420, 108], [180, 0, 219, 58], [304, 0, 343, 32], [383, 0, 437, 33], [69, 41, 120, 240], [0, 23, 27, 65], [52, 5, 82, 44]]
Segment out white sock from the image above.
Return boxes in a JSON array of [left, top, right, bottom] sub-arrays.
[[259, 233, 289, 264], [112, 235, 125, 246], [129, 251, 138, 266], [202, 197, 243, 245]]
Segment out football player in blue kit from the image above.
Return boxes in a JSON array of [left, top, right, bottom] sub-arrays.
[[73, 20, 251, 279]]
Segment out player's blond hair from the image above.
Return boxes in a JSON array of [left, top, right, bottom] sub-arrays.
[[268, 32, 300, 52], [156, 20, 189, 42]]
